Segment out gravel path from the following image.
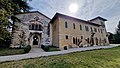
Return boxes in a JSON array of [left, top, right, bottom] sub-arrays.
[[0, 44, 119, 63]]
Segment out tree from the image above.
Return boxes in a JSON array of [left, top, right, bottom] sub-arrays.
[[0, 0, 32, 46], [116, 21, 120, 34], [114, 21, 120, 44]]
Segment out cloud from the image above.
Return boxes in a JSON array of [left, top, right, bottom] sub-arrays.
[[106, 15, 120, 33], [29, 0, 120, 33]]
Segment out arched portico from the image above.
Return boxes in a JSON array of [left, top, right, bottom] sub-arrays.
[[29, 33, 42, 48]]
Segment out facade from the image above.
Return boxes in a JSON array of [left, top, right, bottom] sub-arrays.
[[50, 13, 109, 49], [11, 11, 109, 49], [11, 11, 51, 48]]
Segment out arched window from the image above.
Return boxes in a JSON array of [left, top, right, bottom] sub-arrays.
[[76, 37, 77, 44], [32, 24, 34, 30], [29, 24, 42, 31], [80, 25, 82, 30], [35, 24, 38, 30], [39, 25, 42, 31], [78, 39, 80, 43], [73, 37, 75, 44]]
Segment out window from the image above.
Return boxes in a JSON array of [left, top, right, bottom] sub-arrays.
[[81, 36, 83, 39], [32, 24, 34, 30], [65, 21, 68, 28], [98, 28, 100, 33], [94, 28, 97, 32], [91, 27, 93, 32], [76, 37, 77, 44], [39, 25, 42, 31], [73, 23, 75, 29], [101, 29, 103, 33], [30, 24, 42, 31], [35, 24, 38, 30], [85, 26, 89, 31], [78, 39, 80, 43], [65, 35, 68, 39], [101, 22, 105, 28], [80, 25, 82, 30], [73, 37, 75, 44]]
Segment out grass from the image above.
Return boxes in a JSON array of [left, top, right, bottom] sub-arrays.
[[0, 48, 25, 56], [48, 46, 60, 52], [0, 46, 120, 68]]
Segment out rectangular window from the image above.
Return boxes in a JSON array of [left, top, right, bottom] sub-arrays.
[[81, 36, 83, 39], [87, 26, 89, 31], [73, 23, 75, 29], [94, 28, 97, 32], [65, 21, 68, 28], [85, 26, 89, 31], [80, 25, 82, 30], [91, 27, 93, 32], [101, 29, 103, 33], [65, 35, 68, 39], [98, 28, 100, 33]]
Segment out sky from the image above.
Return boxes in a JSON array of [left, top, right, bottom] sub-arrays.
[[29, 0, 120, 33]]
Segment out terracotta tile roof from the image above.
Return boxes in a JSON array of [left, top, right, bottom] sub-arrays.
[[90, 16, 107, 21], [50, 13, 101, 26]]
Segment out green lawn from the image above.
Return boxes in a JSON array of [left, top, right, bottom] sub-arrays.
[[48, 46, 60, 52], [0, 48, 25, 56], [0, 46, 120, 68]]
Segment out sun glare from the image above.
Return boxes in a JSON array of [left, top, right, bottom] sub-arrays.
[[69, 3, 78, 13]]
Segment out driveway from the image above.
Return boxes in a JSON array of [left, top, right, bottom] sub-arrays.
[[0, 44, 119, 63]]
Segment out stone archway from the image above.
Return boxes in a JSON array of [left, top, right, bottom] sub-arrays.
[[29, 33, 42, 48], [33, 35, 39, 45]]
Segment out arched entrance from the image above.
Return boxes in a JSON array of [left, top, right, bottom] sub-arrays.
[[29, 34, 41, 48], [33, 35, 39, 45]]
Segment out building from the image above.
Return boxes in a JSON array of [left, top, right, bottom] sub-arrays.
[[50, 13, 109, 49], [11, 11, 51, 48], [11, 11, 109, 49]]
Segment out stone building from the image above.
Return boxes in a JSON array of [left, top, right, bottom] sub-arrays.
[[11, 11, 51, 48], [11, 11, 109, 49], [50, 13, 109, 49]]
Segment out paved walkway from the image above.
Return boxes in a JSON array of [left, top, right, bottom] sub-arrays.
[[29, 48, 44, 53], [0, 44, 119, 62]]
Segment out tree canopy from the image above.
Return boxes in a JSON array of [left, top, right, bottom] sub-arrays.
[[0, 0, 31, 46]]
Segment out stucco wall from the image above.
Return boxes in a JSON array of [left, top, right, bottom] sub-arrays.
[[56, 16, 109, 49]]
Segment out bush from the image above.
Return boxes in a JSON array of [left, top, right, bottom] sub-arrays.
[[41, 45, 45, 49], [41, 45, 49, 52], [64, 46, 67, 50], [24, 45, 31, 53]]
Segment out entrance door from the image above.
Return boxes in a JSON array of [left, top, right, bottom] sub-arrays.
[[33, 35, 39, 47]]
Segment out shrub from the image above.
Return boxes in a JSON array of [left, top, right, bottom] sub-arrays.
[[24, 45, 31, 53], [41, 45, 45, 49], [64, 46, 67, 50], [41, 45, 49, 52], [44, 46, 49, 51]]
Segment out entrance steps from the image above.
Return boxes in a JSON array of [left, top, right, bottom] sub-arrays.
[[29, 48, 45, 53]]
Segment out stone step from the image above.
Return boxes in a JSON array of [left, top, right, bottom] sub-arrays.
[[29, 48, 45, 53]]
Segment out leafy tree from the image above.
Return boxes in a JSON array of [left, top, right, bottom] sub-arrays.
[[0, 0, 32, 46], [116, 21, 120, 34], [114, 21, 120, 44]]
